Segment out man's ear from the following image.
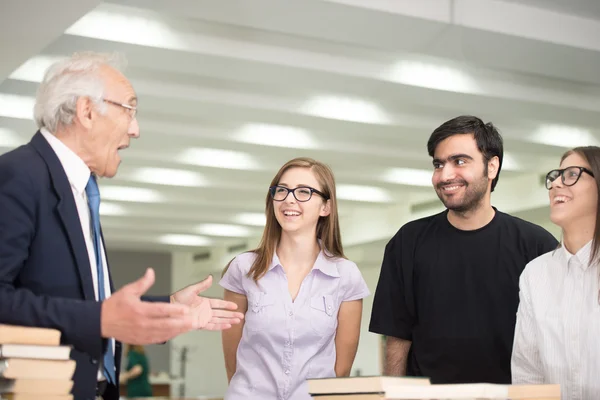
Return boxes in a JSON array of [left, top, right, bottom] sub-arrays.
[[75, 97, 94, 130], [488, 156, 500, 180], [320, 199, 331, 217]]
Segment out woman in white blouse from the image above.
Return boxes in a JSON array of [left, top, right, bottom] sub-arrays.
[[511, 146, 600, 400]]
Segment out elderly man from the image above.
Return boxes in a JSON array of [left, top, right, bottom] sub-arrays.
[[0, 52, 243, 400]]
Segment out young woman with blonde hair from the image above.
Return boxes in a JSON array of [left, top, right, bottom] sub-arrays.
[[220, 157, 369, 400]]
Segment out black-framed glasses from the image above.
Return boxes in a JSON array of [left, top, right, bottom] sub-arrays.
[[545, 166, 594, 190], [103, 99, 137, 119], [269, 185, 329, 202]]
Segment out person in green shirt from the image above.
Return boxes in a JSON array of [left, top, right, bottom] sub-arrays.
[[121, 344, 153, 398]]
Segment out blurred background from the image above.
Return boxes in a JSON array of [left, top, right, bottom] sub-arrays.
[[2, 0, 599, 398]]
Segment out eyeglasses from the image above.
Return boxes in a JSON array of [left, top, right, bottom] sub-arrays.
[[545, 166, 594, 190], [103, 99, 137, 119], [269, 185, 329, 202]]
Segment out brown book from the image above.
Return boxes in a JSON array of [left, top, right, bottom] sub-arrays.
[[0, 344, 70, 360], [0, 378, 73, 395], [0, 394, 72, 400], [0, 325, 60, 346], [0, 359, 75, 380], [308, 376, 430, 395]]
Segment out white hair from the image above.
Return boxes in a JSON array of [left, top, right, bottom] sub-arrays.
[[33, 52, 127, 132]]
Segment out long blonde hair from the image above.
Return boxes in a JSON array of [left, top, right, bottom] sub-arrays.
[[239, 157, 345, 282]]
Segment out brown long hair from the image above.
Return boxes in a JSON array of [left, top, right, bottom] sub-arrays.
[[560, 146, 600, 265], [237, 157, 345, 282]]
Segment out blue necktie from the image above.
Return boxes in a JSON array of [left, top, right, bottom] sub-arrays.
[[85, 175, 116, 384]]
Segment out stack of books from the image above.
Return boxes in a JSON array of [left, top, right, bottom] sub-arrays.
[[307, 376, 560, 399], [0, 324, 75, 400]]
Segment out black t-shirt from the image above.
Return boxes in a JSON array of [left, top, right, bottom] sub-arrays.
[[369, 208, 558, 384]]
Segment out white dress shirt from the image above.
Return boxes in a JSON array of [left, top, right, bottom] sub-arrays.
[[41, 128, 113, 381], [512, 240, 600, 400]]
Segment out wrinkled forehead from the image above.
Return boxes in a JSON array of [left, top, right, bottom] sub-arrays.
[[100, 65, 137, 103]]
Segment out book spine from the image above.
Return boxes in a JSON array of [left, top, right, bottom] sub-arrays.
[[0, 360, 6, 377]]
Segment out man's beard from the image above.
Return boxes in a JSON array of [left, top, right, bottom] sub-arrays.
[[435, 168, 489, 213]]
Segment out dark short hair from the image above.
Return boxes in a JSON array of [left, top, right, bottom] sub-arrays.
[[427, 115, 504, 192]]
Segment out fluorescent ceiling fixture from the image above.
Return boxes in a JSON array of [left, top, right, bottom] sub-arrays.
[[158, 234, 212, 247], [9, 55, 64, 83], [66, 8, 183, 49], [0, 128, 23, 147], [130, 167, 207, 187], [179, 148, 259, 170], [234, 212, 266, 227], [301, 96, 391, 124], [234, 123, 318, 149], [100, 186, 163, 203], [196, 223, 251, 237], [386, 60, 477, 93], [382, 168, 432, 187], [336, 184, 392, 203], [99, 202, 128, 216], [0, 94, 34, 120], [501, 152, 521, 171], [531, 124, 599, 147]]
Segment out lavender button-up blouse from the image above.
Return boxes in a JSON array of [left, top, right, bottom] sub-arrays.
[[219, 250, 370, 400]]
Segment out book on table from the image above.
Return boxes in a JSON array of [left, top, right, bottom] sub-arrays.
[[307, 376, 560, 399]]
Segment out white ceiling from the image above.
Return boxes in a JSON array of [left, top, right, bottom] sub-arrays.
[[0, 0, 598, 253]]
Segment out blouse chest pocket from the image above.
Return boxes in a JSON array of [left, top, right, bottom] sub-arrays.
[[245, 291, 276, 332], [309, 294, 337, 334]]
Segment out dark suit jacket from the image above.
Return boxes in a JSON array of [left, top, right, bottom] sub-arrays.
[[0, 132, 167, 400]]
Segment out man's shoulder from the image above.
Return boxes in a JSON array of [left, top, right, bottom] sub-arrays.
[[387, 211, 446, 247], [398, 211, 446, 235], [495, 210, 555, 239], [0, 141, 44, 177]]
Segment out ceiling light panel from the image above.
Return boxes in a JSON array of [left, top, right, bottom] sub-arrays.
[[234, 123, 319, 149], [158, 234, 212, 247], [336, 184, 392, 203], [100, 186, 164, 203], [301, 95, 391, 124], [130, 167, 208, 187], [196, 223, 252, 237], [179, 148, 260, 170]]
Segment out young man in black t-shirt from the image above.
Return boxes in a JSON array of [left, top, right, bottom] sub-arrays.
[[369, 115, 558, 384]]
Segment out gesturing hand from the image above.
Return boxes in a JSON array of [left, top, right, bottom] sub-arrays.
[[101, 268, 199, 344], [171, 275, 244, 330]]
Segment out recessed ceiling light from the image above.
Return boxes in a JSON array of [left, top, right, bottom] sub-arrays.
[[130, 167, 207, 187], [530, 124, 599, 147], [179, 148, 260, 170], [196, 223, 252, 237], [234, 123, 318, 149], [382, 168, 432, 187], [158, 234, 212, 247], [66, 6, 181, 49], [336, 184, 392, 203], [301, 95, 391, 124], [233, 212, 266, 226], [0, 94, 34, 120], [99, 202, 128, 216], [9, 55, 64, 83], [386, 60, 477, 93], [99, 186, 164, 203]]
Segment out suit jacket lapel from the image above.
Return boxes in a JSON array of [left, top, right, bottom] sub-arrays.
[[30, 131, 96, 301]]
